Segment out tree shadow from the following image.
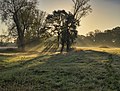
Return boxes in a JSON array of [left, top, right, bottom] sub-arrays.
[[1, 49, 120, 91], [17, 49, 120, 66], [1, 48, 120, 72], [83, 50, 120, 62]]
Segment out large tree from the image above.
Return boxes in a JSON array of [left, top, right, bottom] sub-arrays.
[[46, 10, 68, 47], [8, 9, 47, 45], [60, 12, 78, 52], [0, 0, 37, 51], [46, 10, 78, 52], [62, 0, 92, 52], [46, 0, 92, 52]]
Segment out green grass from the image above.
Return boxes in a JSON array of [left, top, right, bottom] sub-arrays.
[[0, 47, 120, 91]]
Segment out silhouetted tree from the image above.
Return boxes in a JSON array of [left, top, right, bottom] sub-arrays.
[[45, 0, 92, 52], [0, 0, 37, 51], [46, 10, 67, 47], [46, 10, 78, 52], [61, 0, 92, 52], [61, 12, 78, 52]]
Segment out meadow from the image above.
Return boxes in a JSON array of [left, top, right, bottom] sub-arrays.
[[0, 47, 120, 91]]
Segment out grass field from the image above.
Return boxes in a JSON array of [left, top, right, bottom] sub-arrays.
[[0, 47, 120, 91]]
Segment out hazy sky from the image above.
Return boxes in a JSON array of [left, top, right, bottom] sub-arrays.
[[0, 0, 120, 35]]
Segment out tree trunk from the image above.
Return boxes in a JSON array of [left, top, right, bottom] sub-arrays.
[[13, 14, 25, 51], [66, 40, 70, 52], [60, 41, 64, 53], [57, 32, 60, 48], [66, 28, 70, 52], [17, 34, 25, 51]]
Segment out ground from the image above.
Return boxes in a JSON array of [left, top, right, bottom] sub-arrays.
[[0, 47, 120, 91]]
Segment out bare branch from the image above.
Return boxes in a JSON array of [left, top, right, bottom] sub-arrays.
[[72, 0, 92, 21]]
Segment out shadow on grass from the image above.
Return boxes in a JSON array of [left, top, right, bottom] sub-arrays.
[[0, 48, 19, 53], [1, 48, 120, 67], [1, 49, 120, 70], [0, 49, 120, 91]]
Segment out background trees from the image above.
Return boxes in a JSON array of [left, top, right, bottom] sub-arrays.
[[77, 27, 120, 47]]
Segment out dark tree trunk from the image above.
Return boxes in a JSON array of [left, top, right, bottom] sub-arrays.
[[17, 34, 25, 51], [60, 41, 64, 53], [13, 14, 25, 51], [57, 32, 60, 48], [66, 40, 70, 52], [66, 28, 71, 52]]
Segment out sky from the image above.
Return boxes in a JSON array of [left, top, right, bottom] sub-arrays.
[[0, 0, 120, 35]]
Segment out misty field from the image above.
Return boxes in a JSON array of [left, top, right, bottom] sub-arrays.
[[0, 47, 120, 91]]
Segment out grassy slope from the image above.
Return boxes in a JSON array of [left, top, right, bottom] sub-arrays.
[[0, 47, 120, 91]]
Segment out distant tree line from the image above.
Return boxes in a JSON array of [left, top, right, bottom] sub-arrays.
[[0, 0, 91, 52], [0, 34, 14, 46], [77, 27, 120, 47], [0, 35, 8, 46]]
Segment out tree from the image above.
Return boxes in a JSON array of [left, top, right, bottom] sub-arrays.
[[46, 10, 78, 52], [0, 0, 37, 51], [46, 0, 92, 53], [30, 10, 48, 41], [60, 12, 78, 52], [8, 9, 47, 45], [60, 0, 92, 52], [46, 10, 67, 47]]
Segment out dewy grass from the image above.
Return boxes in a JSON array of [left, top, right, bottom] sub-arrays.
[[0, 47, 120, 91]]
